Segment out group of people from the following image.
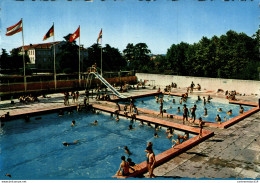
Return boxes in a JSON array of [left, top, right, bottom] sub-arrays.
[[63, 91, 80, 105], [18, 94, 39, 103], [187, 81, 201, 92], [116, 142, 156, 178]]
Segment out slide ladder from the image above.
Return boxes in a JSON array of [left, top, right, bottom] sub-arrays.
[[90, 72, 127, 99]]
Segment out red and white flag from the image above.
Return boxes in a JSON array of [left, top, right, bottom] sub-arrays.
[[69, 26, 80, 42], [6, 19, 23, 36]]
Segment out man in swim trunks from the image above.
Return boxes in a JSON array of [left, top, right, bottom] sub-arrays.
[[190, 105, 197, 123], [183, 104, 189, 125], [117, 156, 130, 176]]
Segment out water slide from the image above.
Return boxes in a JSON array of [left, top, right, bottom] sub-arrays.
[[90, 72, 127, 99]]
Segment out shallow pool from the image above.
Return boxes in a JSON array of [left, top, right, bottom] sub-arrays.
[[0, 110, 193, 180], [128, 95, 254, 123]]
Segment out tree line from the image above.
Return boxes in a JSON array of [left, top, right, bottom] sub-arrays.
[[1, 29, 259, 80]]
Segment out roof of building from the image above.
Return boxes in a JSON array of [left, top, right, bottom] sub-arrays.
[[17, 41, 87, 51], [18, 41, 62, 51]]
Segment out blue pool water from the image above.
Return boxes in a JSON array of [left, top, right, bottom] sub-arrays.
[[127, 95, 254, 123], [0, 110, 194, 180]]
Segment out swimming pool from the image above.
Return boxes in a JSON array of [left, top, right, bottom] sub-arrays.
[[0, 110, 194, 180], [126, 95, 254, 123]]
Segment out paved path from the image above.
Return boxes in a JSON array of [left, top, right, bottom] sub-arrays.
[[1, 87, 259, 179]]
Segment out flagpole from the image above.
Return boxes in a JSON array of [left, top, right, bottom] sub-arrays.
[[53, 22, 56, 90], [101, 28, 103, 76], [78, 26, 81, 87], [21, 18, 26, 91]]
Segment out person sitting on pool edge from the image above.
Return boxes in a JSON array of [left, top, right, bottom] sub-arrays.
[[172, 133, 189, 148], [215, 114, 222, 124], [116, 156, 130, 176], [127, 158, 141, 172], [62, 140, 79, 147]]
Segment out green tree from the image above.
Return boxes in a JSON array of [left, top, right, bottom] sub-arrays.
[[103, 44, 126, 71], [0, 49, 10, 69], [56, 34, 79, 73], [123, 43, 151, 71]]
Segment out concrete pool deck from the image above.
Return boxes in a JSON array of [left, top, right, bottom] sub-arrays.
[[0, 87, 259, 179]]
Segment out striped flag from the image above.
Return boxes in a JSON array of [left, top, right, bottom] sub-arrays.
[[97, 29, 102, 43], [6, 19, 23, 36], [69, 26, 80, 42], [43, 25, 54, 41]]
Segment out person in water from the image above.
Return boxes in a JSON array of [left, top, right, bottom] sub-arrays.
[[226, 109, 232, 115], [183, 104, 189, 125], [62, 140, 79, 147], [124, 146, 132, 156], [204, 108, 208, 116], [71, 120, 76, 126], [215, 114, 221, 124]]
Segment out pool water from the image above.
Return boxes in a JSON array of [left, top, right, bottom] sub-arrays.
[[0, 110, 193, 180], [128, 95, 254, 123]]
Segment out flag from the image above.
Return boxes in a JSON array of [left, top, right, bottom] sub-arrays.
[[43, 25, 54, 41], [6, 19, 23, 36], [69, 26, 80, 42], [97, 29, 102, 43]]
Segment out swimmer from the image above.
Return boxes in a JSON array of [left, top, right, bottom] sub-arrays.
[[128, 124, 134, 130], [239, 107, 244, 114], [203, 97, 206, 106], [215, 114, 221, 124], [71, 120, 76, 126], [217, 108, 222, 112], [140, 120, 144, 126], [172, 99, 175, 104], [179, 98, 183, 104], [190, 105, 197, 124], [204, 108, 208, 116], [5, 174, 11, 178], [177, 107, 181, 113], [198, 96, 201, 101], [224, 116, 227, 121], [93, 120, 98, 126], [154, 132, 159, 138], [226, 110, 232, 115], [183, 104, 189, 125], [124, 146, 132, 156], [62, 140, 79, 147]]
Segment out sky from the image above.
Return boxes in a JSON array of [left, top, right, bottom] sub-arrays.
[[0, 0, 259, 55]]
